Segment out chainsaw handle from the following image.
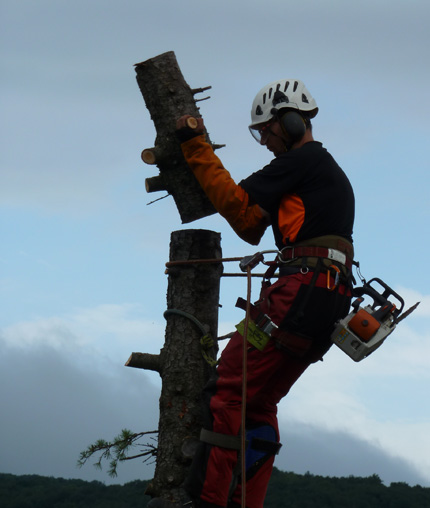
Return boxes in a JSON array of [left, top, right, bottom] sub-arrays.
[[367, 278, 405, 314], [352, 278, 404, 315], [352, 285, 387, 307]]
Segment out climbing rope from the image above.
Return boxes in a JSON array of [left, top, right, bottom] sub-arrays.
[[163, 309, 218, 367]]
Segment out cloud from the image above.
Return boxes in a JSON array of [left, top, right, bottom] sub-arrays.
[[0, 335, 159, 484], [1, 303, 165, 359], [0, 300, 167, 484], [276, 421, 428, 487], [396, 287, 430, 317]]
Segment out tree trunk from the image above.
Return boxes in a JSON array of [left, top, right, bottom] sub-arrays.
[[128, 229, 223, 504], [135, 51, 217, 223], [130, 52, 225, 505]]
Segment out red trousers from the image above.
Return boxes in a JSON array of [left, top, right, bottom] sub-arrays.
[[186, 271, 351, 508]]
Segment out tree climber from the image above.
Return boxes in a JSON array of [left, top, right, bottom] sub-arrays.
[[174, 79, 355, 508]]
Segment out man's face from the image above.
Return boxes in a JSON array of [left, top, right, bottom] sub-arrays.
[[257, 118, 288, 156]]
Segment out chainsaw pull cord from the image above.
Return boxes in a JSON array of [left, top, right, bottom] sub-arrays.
[[240, 265, 252, 508]]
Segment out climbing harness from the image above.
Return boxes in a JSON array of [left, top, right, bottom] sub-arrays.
[[278, 244, 352, 269], [224, 246, 419, 365], [233, 245, 353, 361], [234, 249, 420, 363]]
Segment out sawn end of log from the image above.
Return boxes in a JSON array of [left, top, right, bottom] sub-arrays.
[[125, 352, 162, 373]]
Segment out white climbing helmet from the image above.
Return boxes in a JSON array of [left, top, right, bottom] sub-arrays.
[[249, 79, 318, 133]]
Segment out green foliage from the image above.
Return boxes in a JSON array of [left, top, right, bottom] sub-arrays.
[[1, 468, 429, 508], [264, 468, 430, 508], [77, 429, 157, 478], [0, 473, 151, 508]]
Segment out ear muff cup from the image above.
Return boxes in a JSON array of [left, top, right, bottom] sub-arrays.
[[280, 111, 306, 141]]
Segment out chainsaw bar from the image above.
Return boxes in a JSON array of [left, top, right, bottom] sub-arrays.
[[395, 301, 420, 324]]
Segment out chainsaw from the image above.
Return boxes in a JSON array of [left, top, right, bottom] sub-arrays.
[[331, 277, 419, 362]]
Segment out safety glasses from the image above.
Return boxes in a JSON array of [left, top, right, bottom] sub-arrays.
[[249, 118, 276, 144]]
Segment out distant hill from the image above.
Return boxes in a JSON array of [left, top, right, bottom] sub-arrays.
[[1, 468, 429, 507], [266, 468, 430, 507]]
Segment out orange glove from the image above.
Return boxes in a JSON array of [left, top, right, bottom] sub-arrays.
[[180, 131, 269, 245]]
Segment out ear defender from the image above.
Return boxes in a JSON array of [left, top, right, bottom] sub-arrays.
[[280, 111, 306, 141]]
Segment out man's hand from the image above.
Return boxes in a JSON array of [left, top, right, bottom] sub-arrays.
[[176, 115, 205, 133], [175, 115, 205, 143]]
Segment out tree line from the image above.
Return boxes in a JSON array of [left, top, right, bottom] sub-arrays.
[[1, 468, 429, 507]]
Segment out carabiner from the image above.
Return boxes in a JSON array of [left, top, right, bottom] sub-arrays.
[[327, 265, 341, 291]]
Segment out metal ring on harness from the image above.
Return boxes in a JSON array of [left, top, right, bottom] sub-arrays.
[[277, 247, 295, 264]]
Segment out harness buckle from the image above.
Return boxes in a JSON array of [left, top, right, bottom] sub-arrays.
[[256, 314, 278, 336]]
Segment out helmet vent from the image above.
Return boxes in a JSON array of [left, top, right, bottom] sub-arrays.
[[302, 94, 309, 104], [293, 81, 299, 92], [262, 93, 267, 104], [272, 90, 289, 106], [255, 105, 263, 116], [268, 88, 273, 99], [284, 81, 290, 91]]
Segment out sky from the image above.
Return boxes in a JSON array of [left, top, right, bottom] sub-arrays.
[[1, 0, 430, 490]]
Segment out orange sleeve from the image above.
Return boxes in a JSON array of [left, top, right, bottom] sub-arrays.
[[181, 135, 268, 245]]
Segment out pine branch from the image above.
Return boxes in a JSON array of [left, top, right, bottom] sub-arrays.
[[77, 429, 158, 477]]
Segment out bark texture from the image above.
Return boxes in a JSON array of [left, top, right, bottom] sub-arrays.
[[131, 229, 223, 504], [135, 51, 216, 223]]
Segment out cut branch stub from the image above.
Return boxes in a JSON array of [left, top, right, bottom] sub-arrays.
[[135, 51, 217, 223], [141, 148, 158, 165], [125, 352, 163, 373], [145, 175, 167, 194], [186, 117, 198, 129]]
